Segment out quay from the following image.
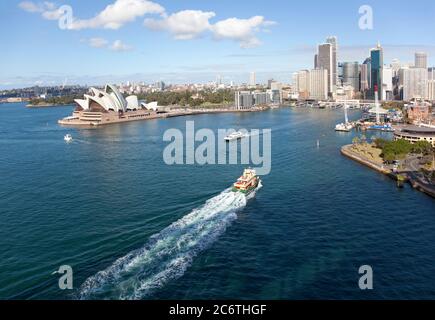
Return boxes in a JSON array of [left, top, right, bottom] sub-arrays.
[[58, 106, 267, 127], [341, 144, 435, 198]]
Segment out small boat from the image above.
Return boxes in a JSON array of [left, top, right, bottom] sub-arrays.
[[232, 168, 260, 195], [335, 123, 353, 132], [64, 134, 73, 143], [225, 131, 246, 142], [335, 102, 353, 132]]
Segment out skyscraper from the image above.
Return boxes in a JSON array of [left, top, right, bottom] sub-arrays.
[[317, 43, 333, 95], [342, 62, 360, 93], [309, 69, 328, 100], [249, 72, 256, 87], [370, 42, 384, 100], [402, 67, 428, 101], [326, 36, 338, 93], [415, 52, 428, 69]]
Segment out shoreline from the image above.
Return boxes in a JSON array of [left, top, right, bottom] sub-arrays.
[[58, 106, 269, 127], [341, 145, 435, 198]]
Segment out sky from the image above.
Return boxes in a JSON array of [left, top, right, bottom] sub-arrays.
[[1, 0, 435, 89]]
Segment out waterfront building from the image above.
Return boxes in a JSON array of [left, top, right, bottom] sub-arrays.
[[235, 91, 254, 110], [74, 85, 139, 112], [268, 89, 282, 104], [401, 68, 428, 101], [317, 43, 334, 95], [326, 36, 338, 92], [296, 70, 310, 99], [253, 92, 271, 105], [309, 69, 328, 100], [394, 126, 435, 147], [342, 62, 360, 94], [370, 42, 384, 100], [59, 84, 160, 126], [415, 52, 428, 69]]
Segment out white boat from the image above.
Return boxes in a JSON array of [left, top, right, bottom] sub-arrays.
[[224, 131, 246, 142], [64, 134, 73, 143], [335, 123, 353, 132], [335, 102, 353, 132]]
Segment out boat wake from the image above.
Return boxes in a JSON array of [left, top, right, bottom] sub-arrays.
[[78, 185, 260, 300]]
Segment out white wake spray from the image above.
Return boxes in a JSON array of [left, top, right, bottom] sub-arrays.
[[78, 185, 261, 300]]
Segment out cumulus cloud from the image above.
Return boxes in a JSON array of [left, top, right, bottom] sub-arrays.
[[144, 10, 275, 48], [19, 1, 276, 48], [19, 0, 165, 29], [68, 0, 165, 30], [19, 1, 64, 20], [212, 16, 276, 48], [144, 10, 215, 40]]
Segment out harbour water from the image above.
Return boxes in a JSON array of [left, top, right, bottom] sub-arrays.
[[0, 103, 434, 300]]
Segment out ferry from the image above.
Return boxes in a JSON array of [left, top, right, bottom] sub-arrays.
[[224, 131, 246, 142], [232, 168, 260, 195], [64, 134, 73, 143]]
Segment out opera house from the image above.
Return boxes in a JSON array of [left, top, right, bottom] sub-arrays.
[[58, 84, 166, 126]]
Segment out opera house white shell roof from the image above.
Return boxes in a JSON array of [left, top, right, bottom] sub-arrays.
[[75, 84, 139, 112]]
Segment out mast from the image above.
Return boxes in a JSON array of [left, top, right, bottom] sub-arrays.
[[344, 99, 349, 124], [375, 85, 381, 124]]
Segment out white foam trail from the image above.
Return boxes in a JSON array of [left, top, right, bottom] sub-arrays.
[[78, 186, 260, 300]]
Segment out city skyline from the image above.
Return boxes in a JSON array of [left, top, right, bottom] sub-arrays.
[[1, 0, 435, 89]]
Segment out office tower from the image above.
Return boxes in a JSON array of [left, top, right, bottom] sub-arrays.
[[317, 43, 333, 95], [309, 69, 328, 100], [249, 72, 256, 86], [370, 42, 384, 99], [415, 52, 428, 69], [297, 70, 310, 99], [342, 62, 360, 93], [314, 54, 319, 69], [326, 36, 338, 92], [235, 91, 254, 109], [428, 80, 435, 101], [382, 66, 393, 101], [401, 67, 428, 101], [360, 63, 369, 92], [291, 72, 299, 95], [428, 67, 435, 81], [391, 58, 401, 77]]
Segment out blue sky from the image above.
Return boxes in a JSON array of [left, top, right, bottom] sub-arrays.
[[1, 0, 435, 89]]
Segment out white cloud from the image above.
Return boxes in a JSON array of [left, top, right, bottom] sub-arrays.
[[19, 1, 44, 12], [144, 10, 275, 48], [212, 16, 275, 48], [68, 0, 165, 30], [110, 40, 132, 51], [144, 10, 215, 40], [81, 38, 132, 52], [87, 37, 110, 48]]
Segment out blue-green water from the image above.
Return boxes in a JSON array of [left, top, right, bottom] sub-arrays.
[[0, 103, 434, 300]]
